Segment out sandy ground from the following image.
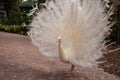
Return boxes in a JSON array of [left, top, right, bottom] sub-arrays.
[[0, 32, 119, 80]]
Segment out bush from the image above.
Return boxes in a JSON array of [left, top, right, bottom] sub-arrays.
[[0, 11, 8, 25], [0, 24, 29, 35], [7, 10, 31, 25]]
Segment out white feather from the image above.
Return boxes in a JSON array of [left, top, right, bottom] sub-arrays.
[[30, 0, 111, 67]]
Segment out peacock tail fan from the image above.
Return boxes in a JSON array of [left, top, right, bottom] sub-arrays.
[[30, 0, 112, 67]]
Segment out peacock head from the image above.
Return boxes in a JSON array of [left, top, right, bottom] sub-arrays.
[[58, 36, 62, 43]]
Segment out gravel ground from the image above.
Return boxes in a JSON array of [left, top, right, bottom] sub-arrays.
[[0, 32, 119, 80]]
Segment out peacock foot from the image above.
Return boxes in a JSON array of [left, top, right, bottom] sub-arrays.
[[64, 72, 73, 77], [64, 64, 75, 77]]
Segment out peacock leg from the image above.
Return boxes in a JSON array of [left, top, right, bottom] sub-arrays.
[[65, 64, 75, 77], [70, 64, 75, 73]]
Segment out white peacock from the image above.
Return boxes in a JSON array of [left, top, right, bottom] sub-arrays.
[[30, 0, 119, 74]]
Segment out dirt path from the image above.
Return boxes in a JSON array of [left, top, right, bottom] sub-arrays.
[[0, 32, 119, 80]]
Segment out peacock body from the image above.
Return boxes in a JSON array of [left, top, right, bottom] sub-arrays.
[[30, 0, 112, 67]]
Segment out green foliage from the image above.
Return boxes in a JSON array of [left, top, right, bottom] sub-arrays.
[[7, 10, 31, 25], [0, 13, 8, 25], [117, 0, 120, 42], [0, 10, 31, 25], [21, 11, 32, 24], [1, 0, 32, 25], [0, 24, 29, 35]]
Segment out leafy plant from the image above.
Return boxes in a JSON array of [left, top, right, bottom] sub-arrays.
[[0, 24, 29, 35]]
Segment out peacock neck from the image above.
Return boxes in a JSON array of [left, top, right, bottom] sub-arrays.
[[58, 37, 69, 63]]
